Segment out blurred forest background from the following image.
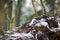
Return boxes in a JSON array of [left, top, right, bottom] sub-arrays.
[[0, 0, 60, 31]]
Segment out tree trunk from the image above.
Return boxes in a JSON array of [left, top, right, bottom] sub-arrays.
[[15, 0, 22, 27], [4, 0, 12, 30], [10, 0, 16, 30]]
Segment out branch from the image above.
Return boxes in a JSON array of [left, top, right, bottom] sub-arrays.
[[40, 0, 46, 14], [32, 0, 38, 16]]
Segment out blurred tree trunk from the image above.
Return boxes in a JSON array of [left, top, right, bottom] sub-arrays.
[[4, 0, 12, 30], [54, 0, 60, 17], [15, 0, 22, 27], [10, 0, 17, 30], [32, 0, 38, 16]]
